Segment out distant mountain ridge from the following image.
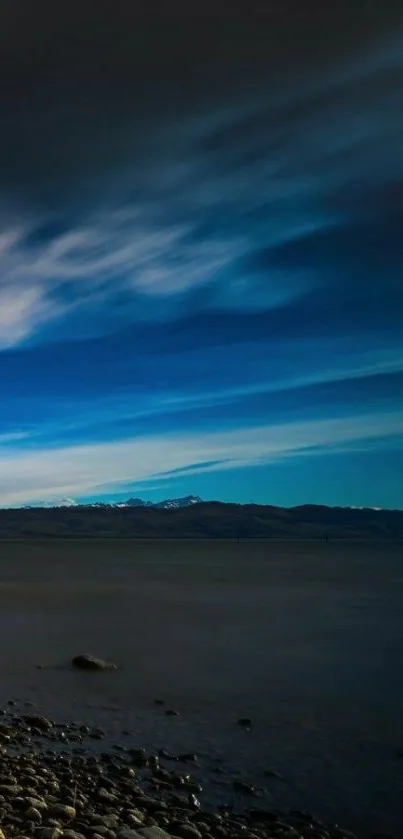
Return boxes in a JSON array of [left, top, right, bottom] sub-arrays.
[[2, 500, 403, 539], [90, 494, 202, 510], [125, 495, 202, 509]]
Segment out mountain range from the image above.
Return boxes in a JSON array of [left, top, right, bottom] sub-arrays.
[[2, 499, 402, 540], [45, 494, 203, 510], [110, 494, 202, 510]]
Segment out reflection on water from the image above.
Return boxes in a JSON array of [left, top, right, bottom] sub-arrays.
[[0, 539, 402, 837]]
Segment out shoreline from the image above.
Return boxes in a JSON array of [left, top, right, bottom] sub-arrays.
[[0, 708, 358, 839]]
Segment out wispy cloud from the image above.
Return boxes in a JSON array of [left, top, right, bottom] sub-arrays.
[[0, 411, 401, 507], [0, 28, 401, 349]]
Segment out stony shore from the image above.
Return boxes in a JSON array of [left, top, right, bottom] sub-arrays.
[[0, 708, 362, 839]]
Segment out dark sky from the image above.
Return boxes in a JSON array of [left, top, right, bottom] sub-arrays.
[[0, 0, 402, 507]]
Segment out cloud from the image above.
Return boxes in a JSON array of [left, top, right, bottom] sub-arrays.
[[0, 20, 401, 348], [0, 411, 401, 507]]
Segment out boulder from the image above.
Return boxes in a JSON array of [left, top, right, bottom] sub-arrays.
[[71, 655, 117, 671]]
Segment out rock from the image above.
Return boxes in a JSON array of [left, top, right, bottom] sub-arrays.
[[24, 797, 48, 811], [117, 832, 143, 839], [0, 785, 23, 795], [168, 826, 202, 839], [49, 805, 77, 822], [158, 750, 176, 761], [138, 830, 179, 839], [62, 831, 87, 839], [188, 794, 201, 810], [23, 715, 53, 731], [237, 718, 252, 728], [232, 780, 258, 796], [164, 710, 179, 717], [96, 789, 117, 803], [94, 817, 119, 830], [129, 749, 147, 767], [89, 728, 106, 740], [24, 806, 43, 823], [135, 796, 167, 813], [39, 830, 62, 839], [124, 814, 144, 829], [71, 655, 117, 672]]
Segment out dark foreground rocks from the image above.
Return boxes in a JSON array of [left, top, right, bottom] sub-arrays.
[[71, 655, 117, 671], [0, 711, 360, 839]]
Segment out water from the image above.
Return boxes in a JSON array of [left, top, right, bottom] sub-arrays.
[[0, 538, 402, 836]]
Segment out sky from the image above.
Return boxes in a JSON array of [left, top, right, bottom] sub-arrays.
[[0, 0, 402, 509]]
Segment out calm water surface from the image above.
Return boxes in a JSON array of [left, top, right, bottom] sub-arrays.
[[0, 539, 402, 836]]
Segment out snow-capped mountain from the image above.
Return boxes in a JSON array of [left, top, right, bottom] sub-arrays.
[[125, 494, 202, 509], [26, 495, 203, 510]]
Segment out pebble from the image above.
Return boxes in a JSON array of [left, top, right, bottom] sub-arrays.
[[49, 805, 77, 821], [23, 715, 53, 732], [24, 796, 48, 810], [0, 710, 369, 839], [137, 796, 167, 812], [117, 832, 143, 839], [24, 806, 43, 823], [40, 829, 63, 839], [169, 825, 202, 839], [138, 830, 178, 839]]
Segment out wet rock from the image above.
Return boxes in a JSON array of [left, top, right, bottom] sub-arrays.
[[71, 655, 117, 672], [237, 718, 252, 728], [24, 806, 43, 823], [89, 728, 106, 740], [49, 805, 77, 822], [232, 780, 258, 796], [124, 813, 145, 829], [117, 831, 143, 839], [129, 749, 147, 767], [0, 785, 23, 795], [39, 829, 63, 839], [96, 789, 117, 803], [169, 825, 202, 839], [24, 797, 48, 811], [164, 709, 179, 717], [188, 794, 201, 811], [148, 755, 159, 769], [138, 830, 179, 839], [136, 796, 167, 813], [24, 715, 53, 731]]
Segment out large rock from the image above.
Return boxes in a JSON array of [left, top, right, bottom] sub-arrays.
[[71, 654, 117, 671]]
